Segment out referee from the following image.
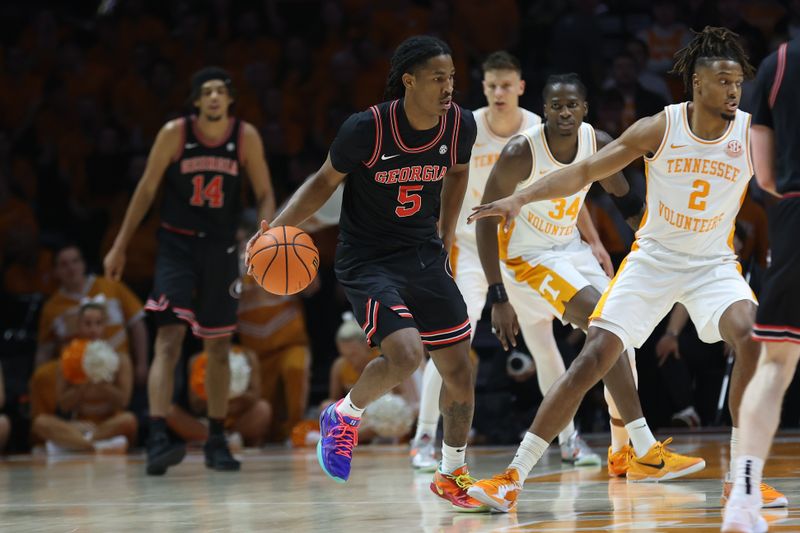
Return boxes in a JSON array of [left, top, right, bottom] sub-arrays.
[[722, 38, 800, 533]]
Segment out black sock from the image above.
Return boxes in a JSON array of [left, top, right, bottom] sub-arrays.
[[209, 418, 225, 437], [149, 416, 167, 434]]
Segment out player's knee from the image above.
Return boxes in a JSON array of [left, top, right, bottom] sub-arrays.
[[31, 415, 54, 439], [567, 342, 618, 388], [389, 345, 423, 375], [252, 400, 272, 426], [155, 325, 186, 361]]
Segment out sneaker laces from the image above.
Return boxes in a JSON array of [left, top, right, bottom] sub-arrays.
[[655, 437, 675, 458], [485, 470, 520, 489], [452, 472, 478, 490], [330, 424, 359, 458]]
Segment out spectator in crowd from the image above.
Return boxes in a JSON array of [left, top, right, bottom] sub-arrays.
[[606, 52, 668, 129], [167, 346, 272, 448], [32, 300, 137, 453]]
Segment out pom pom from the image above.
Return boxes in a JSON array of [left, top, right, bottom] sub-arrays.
[[61, 339, 89, 384], [361, 393, 414, 439], [82, 340, 120, 383], [190, 349, 252, 400]]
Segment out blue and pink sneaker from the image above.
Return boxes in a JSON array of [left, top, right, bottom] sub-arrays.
[[317, 400, 360, 482]]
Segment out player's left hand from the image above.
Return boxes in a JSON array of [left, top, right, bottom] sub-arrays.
[[467, 195, 523, 231], [590, 241, 614, 277], [244, 220, 270, 276], [491, 301, 520, 351]]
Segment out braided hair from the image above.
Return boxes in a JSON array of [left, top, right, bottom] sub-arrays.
[[670, 26, 755, 97], [383, 36, 452, 100]]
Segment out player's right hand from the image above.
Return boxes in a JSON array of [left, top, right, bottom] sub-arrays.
[[467, 195, 523, 232], [655, 333, 680, 367], [244, 220, 270, 276], [103, 247, 126, 281], [491, 301, 520, 351]]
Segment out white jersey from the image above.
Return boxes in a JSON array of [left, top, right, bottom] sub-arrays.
[[637, 102, 753, 259], [454, 107, 541, 253], [500, 122, 597, 260]]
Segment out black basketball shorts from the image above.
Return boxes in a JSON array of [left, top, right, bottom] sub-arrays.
[[145, 228, 240, 338], [335, 240, 471, 351], [753, 195, 800, 344]]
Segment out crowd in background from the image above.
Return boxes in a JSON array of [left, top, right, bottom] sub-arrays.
[[1, 0, 799, 453]]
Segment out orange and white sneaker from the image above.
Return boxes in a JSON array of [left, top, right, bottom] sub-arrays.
[[626, 438, 706, 482], [430, 465, 490, 513], [608, 445, 632, 477], [722, 481, 788, 508], [466, 468, 522, 513]]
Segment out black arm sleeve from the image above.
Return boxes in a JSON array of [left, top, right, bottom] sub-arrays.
[[456, 107, 478, 165], [329, 110, 377, 174]]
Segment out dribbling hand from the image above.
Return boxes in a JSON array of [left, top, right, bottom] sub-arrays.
[[103, 247, 126, 281], [245, 220, 270, 276], [467, 195, 523, 232]]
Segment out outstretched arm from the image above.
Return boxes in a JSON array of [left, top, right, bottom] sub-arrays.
[[468, 113, 665, 225]]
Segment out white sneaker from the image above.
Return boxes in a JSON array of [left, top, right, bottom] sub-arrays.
[[560, 431, 601, 466], [92, 435, 128, 454], [46, 440, 75, 455], [671, 406, 701, 428], [410, 434, 438, 472], [722, 497, 768, 533]]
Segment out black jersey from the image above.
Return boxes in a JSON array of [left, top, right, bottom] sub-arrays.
[[747, 39, 800, 194], [329, 99, 477, 259], [160, 115, 244, 240]]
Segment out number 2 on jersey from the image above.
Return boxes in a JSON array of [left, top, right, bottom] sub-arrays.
[[548, 197, 580, 221], [190, 174, 225, 208], [396, 185, 423, 217], [688, 179, 710, 211]]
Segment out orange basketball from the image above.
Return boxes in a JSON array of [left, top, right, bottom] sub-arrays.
[[248, 225, 319, 295]]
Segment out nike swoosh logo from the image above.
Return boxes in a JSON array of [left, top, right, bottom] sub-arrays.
[[185, 143, 198, 149], [670, 144, 687, 149], [381, 153, 400, 160], [637, 459, 665, 469], [436, 486, 445, 496]]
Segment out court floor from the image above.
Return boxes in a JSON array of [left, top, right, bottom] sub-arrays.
[[2, 433, 799, 532]]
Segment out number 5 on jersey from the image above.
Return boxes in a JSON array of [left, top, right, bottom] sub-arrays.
[[396, 185, 423, 217], [190, 174, 225, 208]]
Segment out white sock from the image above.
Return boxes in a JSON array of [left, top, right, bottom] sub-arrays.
[[508, 432, 549, 481], [557, 421, 576, 446], [336, 392, 365, 419], [728, 426, 740, 481], [625, 418, 657, 457], [731, 455, 764, 502], [440, 442, 466, 474], [414, 359, 442, 441]]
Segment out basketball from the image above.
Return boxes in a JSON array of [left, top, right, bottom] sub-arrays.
[[248, 225, 319, 295]]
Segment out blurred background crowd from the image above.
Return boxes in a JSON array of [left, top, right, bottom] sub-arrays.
[[1, 0, 798, 453]]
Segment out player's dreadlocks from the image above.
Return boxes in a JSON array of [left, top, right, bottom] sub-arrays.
[[670, 26, 755, 97], [383, 36, 452, 100]]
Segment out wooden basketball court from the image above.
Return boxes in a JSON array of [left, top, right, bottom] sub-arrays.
[[2, 433, 799, 532]]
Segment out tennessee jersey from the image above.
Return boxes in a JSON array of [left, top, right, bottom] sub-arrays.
[[500, 122, 597, 260], [638, 102, 753, 259], [454, 107, 541, 253]]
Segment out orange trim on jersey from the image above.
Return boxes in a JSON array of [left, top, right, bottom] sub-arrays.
[[727, 186, 749, 252], [364, 105, 383, 168], [171, 117, 187, 163], [449, 240, 460, 278], [389, 100, 447, 153], [644, 108, 671, 162], [497, 220, 515, 261], [744, 114, 754, 178], [633, 166, 651, 241], [541, 124, 583, 167], [590, 241, 637, 321], [502, 256, 579, 316], [191, 115, 236, 148], [681, 103, 734, 145], [450, 104, 462, 167]]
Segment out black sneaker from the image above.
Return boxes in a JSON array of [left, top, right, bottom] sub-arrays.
[[204, 434, 241, 471], [146, 430, 186, 476]]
